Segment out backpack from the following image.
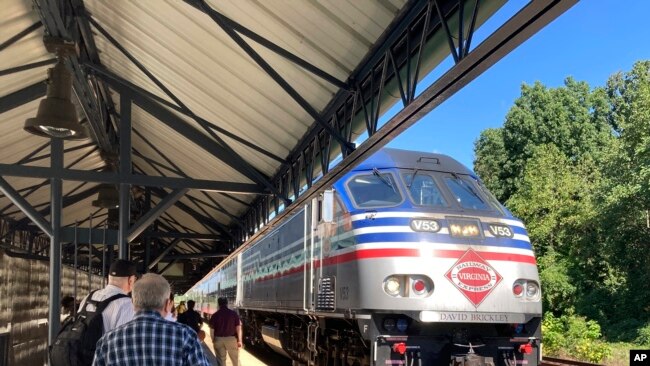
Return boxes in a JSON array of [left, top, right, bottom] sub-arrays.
[[49, 290, 129, 366]]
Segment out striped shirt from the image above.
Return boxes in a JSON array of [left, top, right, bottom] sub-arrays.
[[78, 284, 135, 332], [92, 310, 210, 366]]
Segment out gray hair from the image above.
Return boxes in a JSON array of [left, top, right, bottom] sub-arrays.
[[132, 273, 170, 311]]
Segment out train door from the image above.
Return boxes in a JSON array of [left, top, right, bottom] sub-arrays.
[[303, 198, 318, 311], [236, 253, 243, 307], [305, 191, 335, 312]]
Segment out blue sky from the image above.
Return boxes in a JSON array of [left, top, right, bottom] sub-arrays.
[[386, 0, 650, 169]]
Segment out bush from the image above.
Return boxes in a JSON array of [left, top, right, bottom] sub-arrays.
[[542, 313, 612, 363], [635, 323, 650, 346]]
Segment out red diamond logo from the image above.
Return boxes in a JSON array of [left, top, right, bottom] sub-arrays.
[[445, 249, 502, 307]]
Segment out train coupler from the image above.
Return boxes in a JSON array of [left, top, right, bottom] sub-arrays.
[[450, 343, 495, 366]]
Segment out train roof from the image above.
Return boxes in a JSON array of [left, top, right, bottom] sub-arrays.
[[352, 148, 475, 176]]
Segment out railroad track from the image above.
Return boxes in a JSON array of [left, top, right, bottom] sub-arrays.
[[541, 356, 604, 366]]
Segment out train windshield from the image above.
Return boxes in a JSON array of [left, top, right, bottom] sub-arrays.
[[444, 175, 491, 210], [347, 171, 402, 208], [402, 172, 447, 207]]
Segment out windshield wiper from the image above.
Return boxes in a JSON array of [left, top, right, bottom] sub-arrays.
[[451, 173, 483, 201], [373, 168, 396, 192], [407, 168, 419, 188]]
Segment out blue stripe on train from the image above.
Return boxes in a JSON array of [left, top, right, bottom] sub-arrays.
[[353, 232, 533, 250], [351, 217, 528, 236]]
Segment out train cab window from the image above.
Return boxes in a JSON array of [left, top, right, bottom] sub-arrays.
[[444, 175, 491, 210], [347, 172, 402, 208], [402, 172, 447, 207]]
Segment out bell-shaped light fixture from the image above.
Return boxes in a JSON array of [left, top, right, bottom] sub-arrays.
[[92, 184, 119, 209], [24, 39, 86, 139]]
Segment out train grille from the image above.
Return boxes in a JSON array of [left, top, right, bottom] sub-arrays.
[[316, 276, 336, 311]]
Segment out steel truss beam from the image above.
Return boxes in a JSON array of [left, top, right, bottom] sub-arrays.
[[0, 80, 47, 114], [85, 18, 288, 203], [232, 0, 577, 244], [191, 0, 355, 154], [88, 64, 285, 165], [148, 238, 181, 270], [16, 142, 95, 165], [128, 188, 188, 242], [0, 58, 56, 77], [184, 0, 348, 90], [0, 21, 42, 52], [144, 232, 221, 240], [0, 145, 98, 215], [149, 187, 233, 240], [0, 177, 53, 237], [0, 163, 265, 193]]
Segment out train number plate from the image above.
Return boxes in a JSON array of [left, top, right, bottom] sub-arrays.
[[410, 218, 441, 232]]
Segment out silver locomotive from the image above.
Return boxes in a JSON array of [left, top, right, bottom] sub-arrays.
[[187, 148, 542, 366]]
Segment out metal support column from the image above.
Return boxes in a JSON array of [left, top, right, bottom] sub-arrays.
[[102, 220, 107, 286], [118, 93, 132, 259], [73, 222, 78, 307], [48, 138, 63, 345], [144, 189, 151, 271], [88, 214, 93, 287]]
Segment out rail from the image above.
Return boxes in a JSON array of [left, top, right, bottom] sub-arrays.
[[541, 356, 604, 366]]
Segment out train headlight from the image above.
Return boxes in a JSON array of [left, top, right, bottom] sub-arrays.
[[526, 282, 540, 299], [396, 318, 409, 332], [383, 318, 396, 331], [384, 276, 401, 296], [513, 279, 540, 300]]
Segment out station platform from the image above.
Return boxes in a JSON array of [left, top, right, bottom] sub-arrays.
[[200, 323, 273, 366]]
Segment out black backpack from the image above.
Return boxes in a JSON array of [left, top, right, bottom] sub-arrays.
[[49, 290, 129, 366]]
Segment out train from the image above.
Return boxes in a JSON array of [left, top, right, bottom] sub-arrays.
[[186, 148, 542, 366]]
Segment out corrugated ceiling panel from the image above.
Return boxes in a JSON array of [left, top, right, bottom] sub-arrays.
[[0, 0, 49, 96], [85, 0, 407, 179], [130, 104, 254, 183], [2, 0, 408, 245], [0, 99, 45, 164]]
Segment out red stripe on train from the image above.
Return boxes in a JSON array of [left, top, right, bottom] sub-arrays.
[[253, 248, 536, 282]]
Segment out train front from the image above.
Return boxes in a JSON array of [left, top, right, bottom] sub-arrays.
[[329, 149, 542, 366]]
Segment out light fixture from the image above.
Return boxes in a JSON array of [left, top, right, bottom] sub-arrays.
[[24, 37, 86, 139], [92, 184, 119, 208]]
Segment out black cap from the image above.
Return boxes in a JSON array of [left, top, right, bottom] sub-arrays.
[[109, 259, 137, 277]]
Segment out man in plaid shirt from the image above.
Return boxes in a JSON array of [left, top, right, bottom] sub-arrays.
[[92, 273, 210, 366]]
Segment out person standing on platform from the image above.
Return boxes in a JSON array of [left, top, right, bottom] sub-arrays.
[[77, 259, 137, 332], [177, 300, 187, 315], [177, 299, 203, 333], [209, 297, 242, 366], [165, 293, 176, 321], [92, 273, 210, 366]]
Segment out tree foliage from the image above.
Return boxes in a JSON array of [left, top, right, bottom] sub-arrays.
[[474, 61, 650, 345]]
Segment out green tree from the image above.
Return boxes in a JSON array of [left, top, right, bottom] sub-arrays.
[[473, 65, 650, 342], [474, 78, 613, 202], [592, 61, 650, 331]]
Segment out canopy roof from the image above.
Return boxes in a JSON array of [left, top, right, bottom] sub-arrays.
[[0, 0, 576, 291]]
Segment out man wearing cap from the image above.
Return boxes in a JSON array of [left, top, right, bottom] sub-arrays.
[[77, 259, 137, 332], [92, 273, 210, 366]]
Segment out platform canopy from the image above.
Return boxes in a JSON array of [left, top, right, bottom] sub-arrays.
[[0, 0, 576, 292]]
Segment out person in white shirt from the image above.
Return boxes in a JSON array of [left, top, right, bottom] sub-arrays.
[[77, 259, 137, 332], [165, 293, 176, 321]]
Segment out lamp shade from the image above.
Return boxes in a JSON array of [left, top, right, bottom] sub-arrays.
[[24, 58, 86, 139]]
